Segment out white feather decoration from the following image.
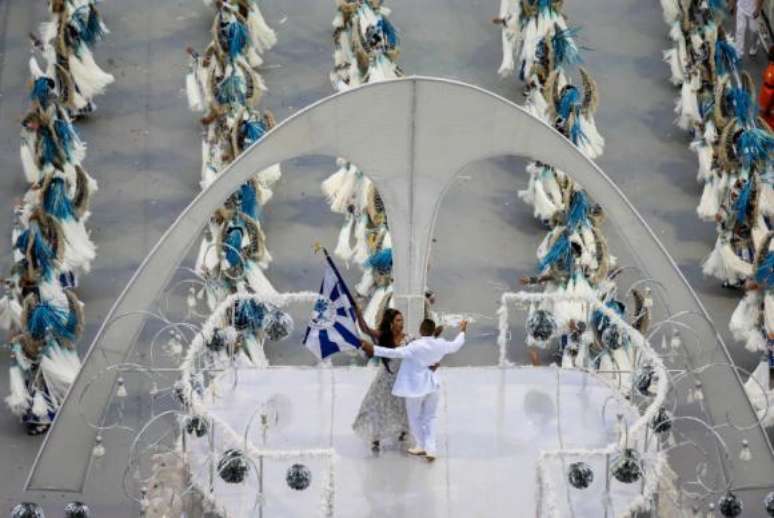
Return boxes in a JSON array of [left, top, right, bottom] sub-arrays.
[[20, 143, 40, 184], [186, 72, 204, 112], [5, 365, 31, 416]]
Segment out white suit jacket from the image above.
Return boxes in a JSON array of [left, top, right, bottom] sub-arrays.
[[373, 332, 466, 398]]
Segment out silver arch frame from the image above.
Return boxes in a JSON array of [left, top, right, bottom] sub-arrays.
[[27, 77, 774, 493]]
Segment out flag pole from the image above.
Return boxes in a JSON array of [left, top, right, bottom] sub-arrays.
[[313, 242, 359, 309]]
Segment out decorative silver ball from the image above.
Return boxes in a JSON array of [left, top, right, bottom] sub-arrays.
[[217, 449, 249, 484], [567, 462, 594, 489], [185, 416, 209, 438], [763, 491, 774, 517], [64, 502, 90, 518], [718, 492, 743, 517], [527, 309, 556, 341], [650, 407, 672, 435], [601, 324, 624, 350], [286, 463, 312, 491], [264, 307, 294, 342], [634, 365, 655, 395], [611, 449, 642, 484], [11, 503, 45, 518]]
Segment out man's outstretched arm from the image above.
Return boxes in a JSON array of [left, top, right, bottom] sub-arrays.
[[437, 321, 469, 355]]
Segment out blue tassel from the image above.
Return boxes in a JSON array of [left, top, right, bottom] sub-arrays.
[[365, 248, 393, 274], [733, 179, 753, 224], [226, 20, 249, 60], [558, 87, 580, 120], [43, 177, 76, 220], [15, 227, 56, 279], [727, 87, 754, 125], [538, 233, 572, 272], [40, 127, 59, 166], [27, 302, 77, 341], [700, 97, 715, 120], [242, 119, 267, 147], [31, 78, 52, 108], [569, 118, 587, 147], [72, 6, 105, 47], [715, 39, 739, 77], [54, 119, 77, 162], [217, 73, 245, 105], [377, 17, 399, 48], [565, 190, 590, 230], [552, 27, 582, 67], [755, 252, 774, 287], [240, 182, 259, 220], [737, 128, 774, 168], [234, 299, 267, 330], [224, 227, 243, 267], [537, 0, 553, 14]]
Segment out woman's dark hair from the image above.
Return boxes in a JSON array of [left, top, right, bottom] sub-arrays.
[[769, 45, 774, 62], [377, 308, 401, 372]]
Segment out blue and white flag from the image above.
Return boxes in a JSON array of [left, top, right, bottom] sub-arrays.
[[303, 251, 361, 360]]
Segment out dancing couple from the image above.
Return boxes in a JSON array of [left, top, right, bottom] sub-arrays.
[[352, 306, 469, 461]]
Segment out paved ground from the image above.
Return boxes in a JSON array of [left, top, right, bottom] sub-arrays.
[[0, 0, 769, 515]]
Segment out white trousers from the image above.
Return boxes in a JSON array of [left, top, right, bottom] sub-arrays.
[[736, 10, 760, 56], [405, 392, 440, 455]]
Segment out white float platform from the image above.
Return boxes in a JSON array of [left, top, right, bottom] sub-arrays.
[[187, 366, 648, 517]]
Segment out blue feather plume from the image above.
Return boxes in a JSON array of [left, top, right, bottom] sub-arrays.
[[552, 27, 582, 67], [54, 119, 77, 162], [240, 182, 259, 220], [27, 302, 77, 341], [31, 78, 52, 108], [715, 39, 739, 77], [234, 299, 267, 330], [538, 232, 572, 272], [377, 17, 399, 48], [40, 127, 59, 166], [72, 6, 105, 47], [727, 87, 754, 125], [365, 248, 393, 274], [558, 87, 580, 120], [755, 252, 774, 287], [707, 0, 727, 14], [733, 179, 753, 224], [217, 73, 245, 105], [15, 227, 56, 279], [565, 190, 590, 230], [242, 119, 266, 147], [224, 227, 243, 267], [226, 20, 249, 59], [736, 128, 774, 168], [43, 178, 76, 221]]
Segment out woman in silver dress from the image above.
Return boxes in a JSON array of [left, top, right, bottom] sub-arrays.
[[352, 307, 410, 452]]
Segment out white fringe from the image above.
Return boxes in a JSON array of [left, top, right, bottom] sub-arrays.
[[5, 365, 30, 417], [20, 142, 40, 183], [68, 47, 114, 100]]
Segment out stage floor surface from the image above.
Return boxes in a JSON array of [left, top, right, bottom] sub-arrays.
[[189, 366, 644, 518]]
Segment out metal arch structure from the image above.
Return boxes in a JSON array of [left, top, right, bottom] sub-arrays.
[[27, 77, 774, 494]]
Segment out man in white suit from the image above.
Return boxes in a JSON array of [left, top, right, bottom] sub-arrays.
[[362, 319, 468, 461]]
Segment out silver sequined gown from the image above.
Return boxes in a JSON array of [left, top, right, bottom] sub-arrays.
[[352, 341, 410, 445]]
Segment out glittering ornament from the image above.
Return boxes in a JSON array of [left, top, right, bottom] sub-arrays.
[[286, 463, 312, 490], [185, 416, 209, 438], [601, 324, 624, 350], [567, 462, 594, 489], [64, 502, 91, 518], [718, 492, 743, 517], [634, 365, 655, 395], [218, 449, 249, 484], [11, 503, 45, 518], [527, 309, 556, 341], [263, 307, 294, 342], [206, 329, 226, 352], [763, 491, 774, 516], [611, 449, 642, 484], [650, 407, 672, 434]]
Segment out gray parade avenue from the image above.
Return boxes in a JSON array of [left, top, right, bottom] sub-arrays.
[[0, 0, 769, 515]]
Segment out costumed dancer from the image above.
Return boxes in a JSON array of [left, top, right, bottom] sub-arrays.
[[185, 0, 281, 367], [323, 0, 401, 331], [36, 0, 113, 116]]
